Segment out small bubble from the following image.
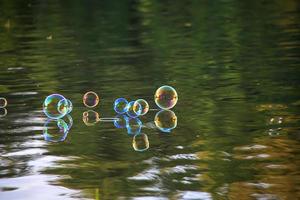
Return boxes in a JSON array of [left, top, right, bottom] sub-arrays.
[[83, 91, 99, 108]]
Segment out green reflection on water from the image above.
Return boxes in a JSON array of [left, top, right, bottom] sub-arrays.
[[0, 0, 300, 199]]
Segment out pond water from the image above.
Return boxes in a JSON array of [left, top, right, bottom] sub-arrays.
[[0, 0, 300, 199]]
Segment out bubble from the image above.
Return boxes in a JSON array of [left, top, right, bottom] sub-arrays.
[[82, 110, 100, 126], [43, 94, 69, 119], [127, 101, 142, 118], [0, 97, 7, 108], [154, 110, 177, 133], [134, 99, 149, 116], [114, 98, 128, 114], [114, 114, 128, 128], [126, 117, 142, 135], [83, 91, 99, 108], [154, 85, 178, 110], [43, 119, 69, 142], [132, 133, 149, 152], [0, 108, 7, 118]]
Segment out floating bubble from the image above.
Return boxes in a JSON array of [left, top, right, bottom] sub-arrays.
[[114, 115, 128, 128], [127, 101, 142, 118], [132, 133, 149, 152], [126, 117, 142, 135], [114, 98, 128, 114], [83, 91, 99, 108], [43, 119, 69, 142], [0, 108, 7, 118], [154, 110, 177, 133], [134, 99, 149, 116], [0, 97, 7, 108], [154, 85, 178, 110], [43, 94, 69, 119], [82, 110, 100, 126]]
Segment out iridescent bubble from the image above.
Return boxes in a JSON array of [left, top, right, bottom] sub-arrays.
[[126, 117, 142, 135], [43, 94, 69, 119], [132, 133, 149, 152], [134, 99, 149, 116], [154, 110, 177, 133], [127, 101, 142, 118], [114, 114, 128, 128], [114, 98, 128, 114], [82, 110, 100, 126], [43, 119, 69, 142], [154, 85, 178, 110], [0, 108, 7, 118], [0, 97, 7, 108], [83, 91, 99, 108]]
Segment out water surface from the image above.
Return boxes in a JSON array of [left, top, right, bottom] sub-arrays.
[[0, 0, 300, 199]]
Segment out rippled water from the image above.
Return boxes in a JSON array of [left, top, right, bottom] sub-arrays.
[[1, 1, 300, 199]]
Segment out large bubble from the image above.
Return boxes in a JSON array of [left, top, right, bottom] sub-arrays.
[[43, 94, 69, 119], [154, 110, 177, 133], [154, 85, 178, 110]]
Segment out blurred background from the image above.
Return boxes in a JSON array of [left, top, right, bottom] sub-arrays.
[[0, 0, 300, 199]]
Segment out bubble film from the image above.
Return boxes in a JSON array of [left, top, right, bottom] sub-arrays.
[[83, 91, 99, 108], [154, 110, 177, 132], [134, 99, 149, 116], [43, 94, 68, 119], [154, 85, 178, 110], [114, 98, 128, 114]]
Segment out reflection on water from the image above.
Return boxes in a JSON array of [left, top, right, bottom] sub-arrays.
[[0, 0, 300, 199]]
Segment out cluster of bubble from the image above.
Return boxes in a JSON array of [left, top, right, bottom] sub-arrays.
[[114, 85, 178, 118], [43, 94, 73, 119], [42, 94, 73, 142]]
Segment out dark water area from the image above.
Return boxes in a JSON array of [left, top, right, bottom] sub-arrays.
[[0, 0, 300, 199]]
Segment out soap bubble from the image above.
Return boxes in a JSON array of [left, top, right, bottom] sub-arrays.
[[83, 91, 99, 108], [154, 85, 178, 110], [114, 98, 128, 114], [134, 99, 149, 116], [43, 119, 69, 142], [114, 115, 128, 128], [43, 94, 69, 119], [154, 110, 177, 133], [126, 117, 142, 135], [82, 110, 100, 126], [127, 101, 142, 118], [0, 97, 7, 108], [132, 133, 149, 152]]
